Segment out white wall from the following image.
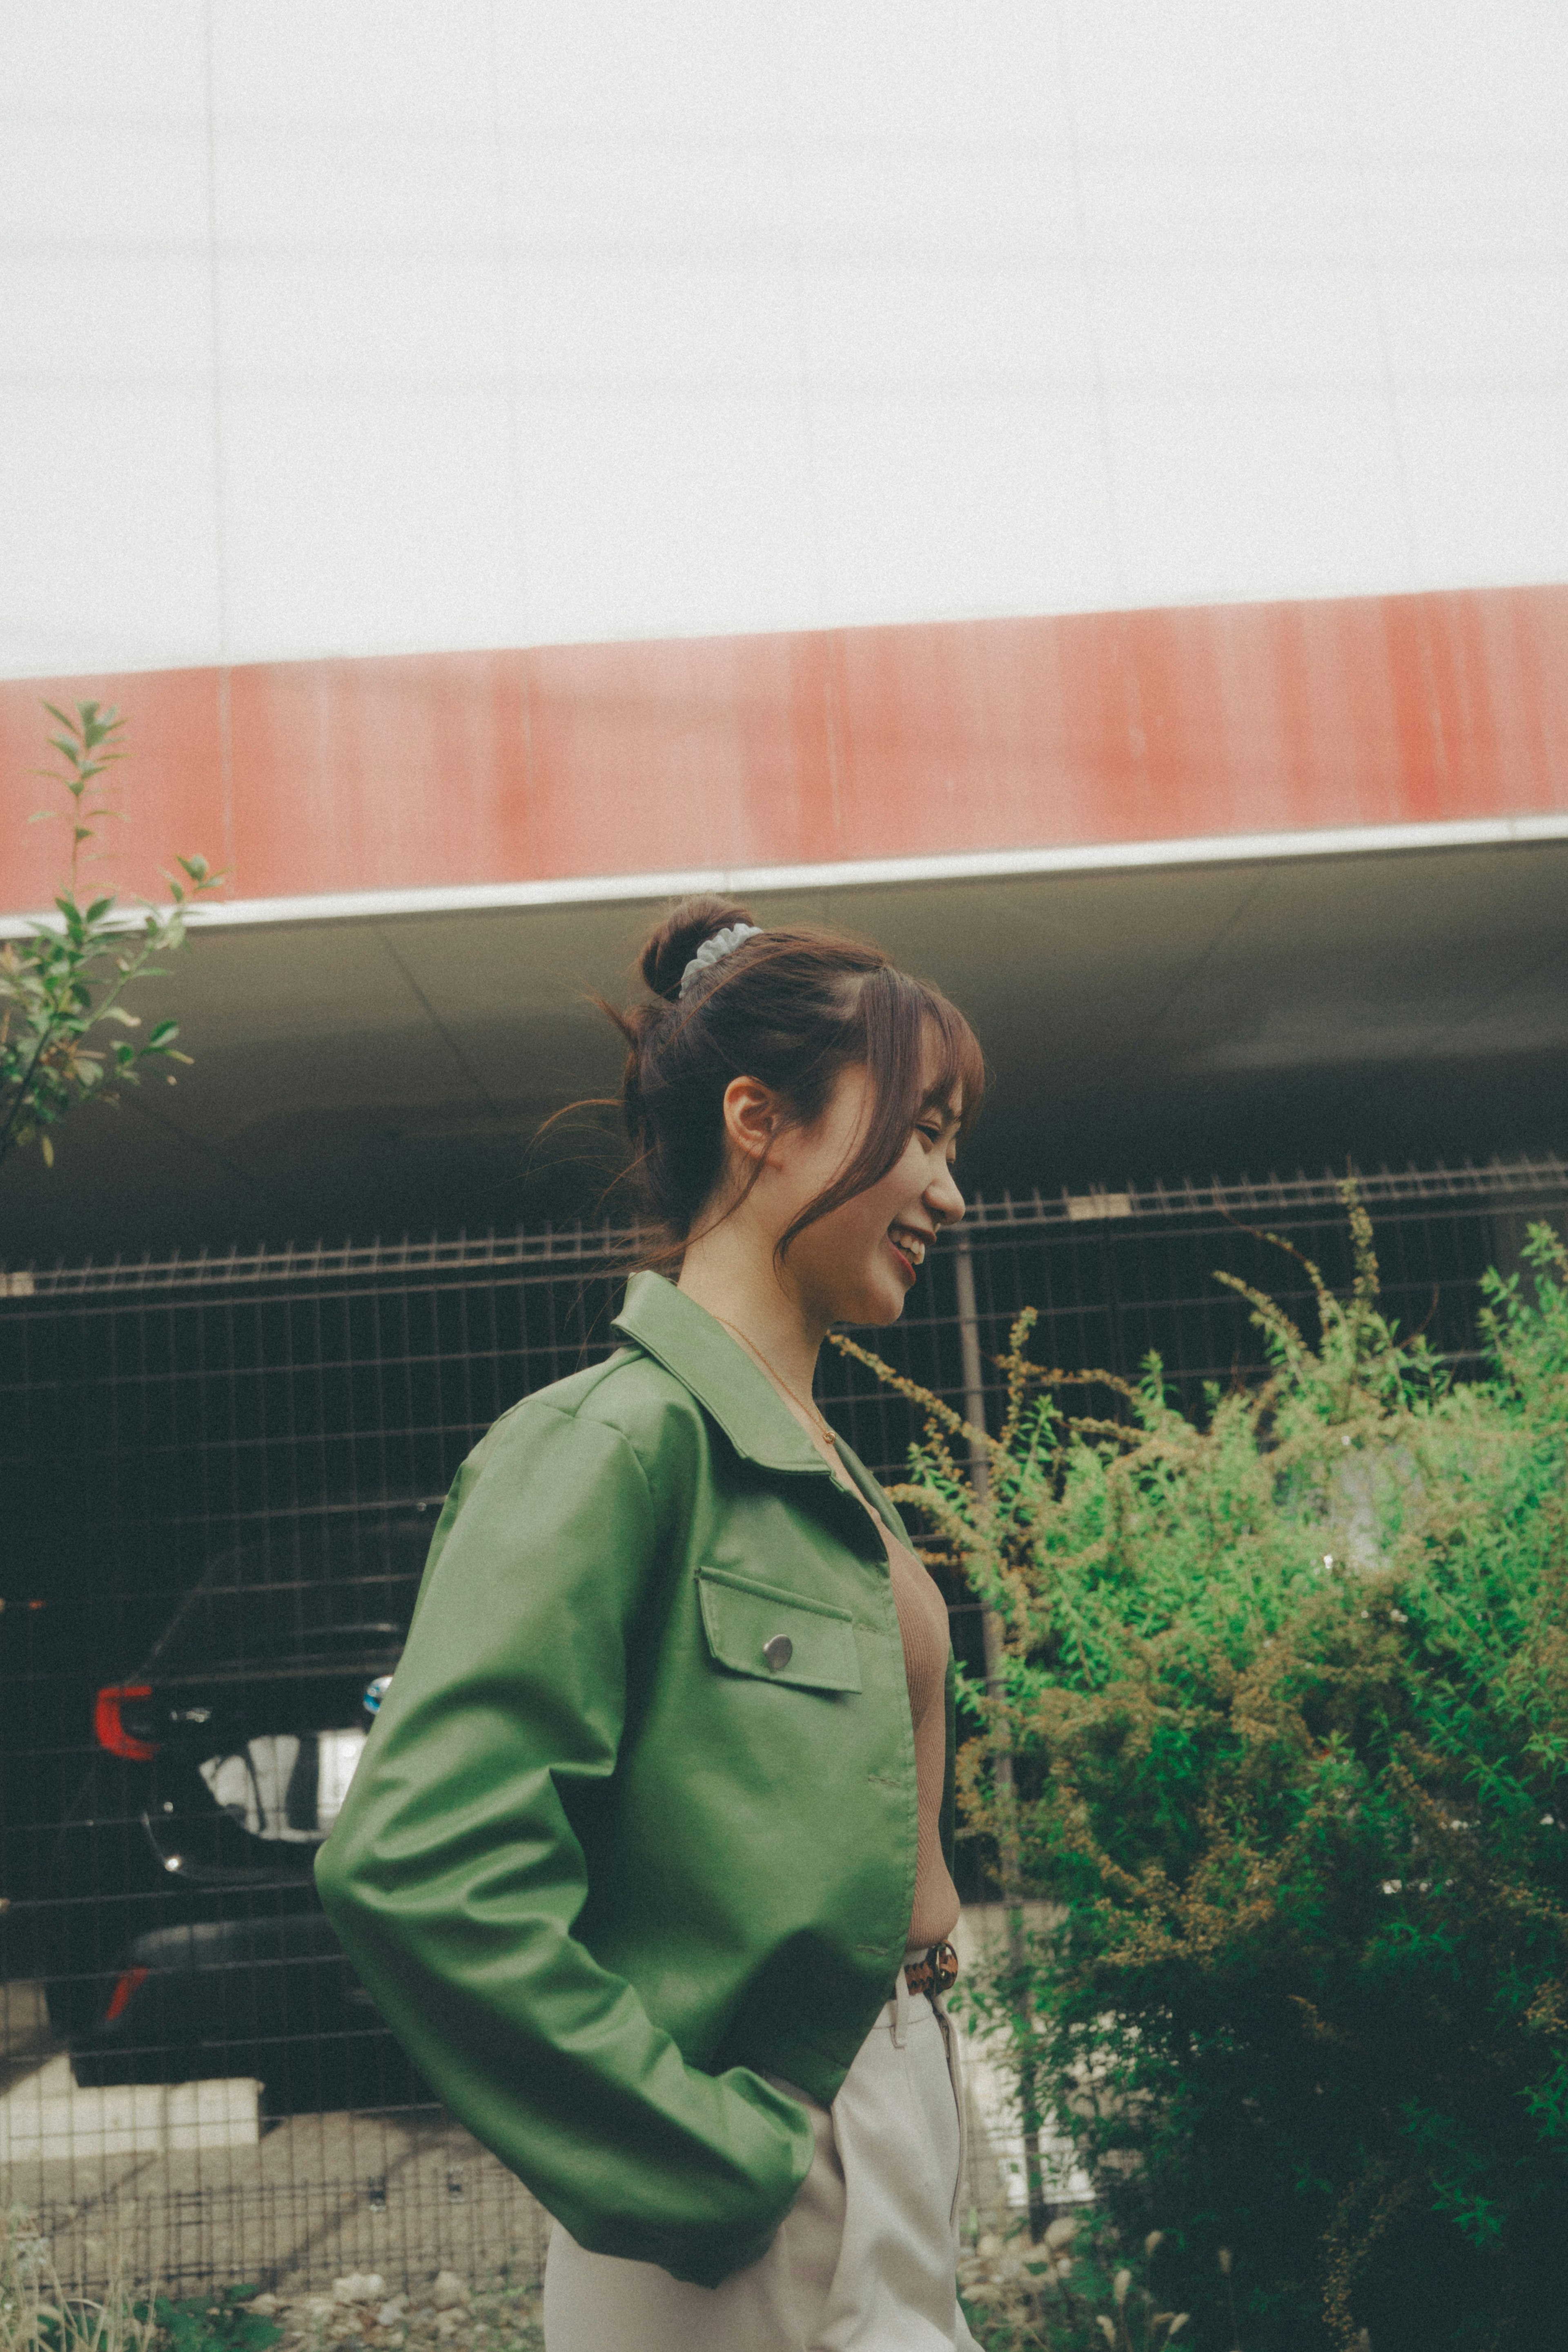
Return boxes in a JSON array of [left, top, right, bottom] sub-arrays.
[[2, 0, 1565, 676]]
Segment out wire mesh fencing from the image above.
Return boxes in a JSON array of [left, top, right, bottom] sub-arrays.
[[1, 1156, 1564, 2294]]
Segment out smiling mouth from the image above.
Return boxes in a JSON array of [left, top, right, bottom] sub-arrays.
[[888, 1225, 929, 1270]]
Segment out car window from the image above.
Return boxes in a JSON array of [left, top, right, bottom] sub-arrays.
[[145, 1509, 439, 1676], [198, 1729, 368, 1841]]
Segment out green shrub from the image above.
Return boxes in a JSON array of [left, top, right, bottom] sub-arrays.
[[844, 1193, 1568, 2350]]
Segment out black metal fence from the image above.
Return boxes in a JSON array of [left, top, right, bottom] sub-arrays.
[[2, 1156, 1564, 2292]]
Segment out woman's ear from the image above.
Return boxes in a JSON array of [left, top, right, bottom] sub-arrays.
[[721, 1075, 779, 1167]]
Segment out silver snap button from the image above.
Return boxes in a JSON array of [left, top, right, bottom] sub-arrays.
[[762, 1633, 793, 1671]]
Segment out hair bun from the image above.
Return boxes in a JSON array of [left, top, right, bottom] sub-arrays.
[[641, 894, 757, 1003]]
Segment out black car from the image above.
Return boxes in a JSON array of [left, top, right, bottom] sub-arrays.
[[45, 1505, 439, 2109]]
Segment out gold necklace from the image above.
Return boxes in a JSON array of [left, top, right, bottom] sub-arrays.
[[714, 1315, 838, 1447]]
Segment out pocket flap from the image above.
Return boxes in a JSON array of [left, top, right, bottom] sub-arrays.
[[696, 1567, 862, 1694]]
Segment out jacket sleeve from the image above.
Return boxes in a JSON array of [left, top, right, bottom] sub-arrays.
[[314, 1396, 815, 2287]]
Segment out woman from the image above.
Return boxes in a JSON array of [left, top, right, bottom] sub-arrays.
[[316, 897, 986, 2351]]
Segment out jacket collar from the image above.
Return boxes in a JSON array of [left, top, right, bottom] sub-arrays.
[[613, 1271, 837, 1477]]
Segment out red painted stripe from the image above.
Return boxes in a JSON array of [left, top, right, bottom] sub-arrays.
[[3, 585, 1566, 916]]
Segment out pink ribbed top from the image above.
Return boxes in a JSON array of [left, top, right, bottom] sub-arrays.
[[867, 1507, 962, 1950], [753, 1371, 961, 1952]]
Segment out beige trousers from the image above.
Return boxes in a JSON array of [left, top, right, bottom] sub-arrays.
[[542, 1969, 982, 2351]]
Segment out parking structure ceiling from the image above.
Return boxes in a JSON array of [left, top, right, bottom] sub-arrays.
[[2, 835, 1566, 1268]]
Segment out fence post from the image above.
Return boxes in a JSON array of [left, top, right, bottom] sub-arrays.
[[952, 1228, 1047, 2239]]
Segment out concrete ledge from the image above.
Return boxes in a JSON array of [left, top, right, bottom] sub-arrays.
[[0, 2055, 260, 2160]]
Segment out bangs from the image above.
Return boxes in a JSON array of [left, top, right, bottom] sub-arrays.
[[916, 985, 986, 1143]]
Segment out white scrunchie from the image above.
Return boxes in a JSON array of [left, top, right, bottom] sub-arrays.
[[678, 922, 761, 998]]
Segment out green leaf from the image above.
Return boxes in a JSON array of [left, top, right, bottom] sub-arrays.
[[85, 896, 116, 923], [98, 1005, 141, 1026], [147, 1019, 179, 1048]]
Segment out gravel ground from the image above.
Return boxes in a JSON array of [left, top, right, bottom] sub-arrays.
[[246, 2267, 543, 2352], [247, 2241, 1047, 2352]]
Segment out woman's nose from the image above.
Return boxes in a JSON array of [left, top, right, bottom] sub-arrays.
[[927, 1163, 965, 1227]]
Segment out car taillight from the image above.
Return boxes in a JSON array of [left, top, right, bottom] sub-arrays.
[[94, 1685, 159, 1761], [102, 1965, 149, 2024]]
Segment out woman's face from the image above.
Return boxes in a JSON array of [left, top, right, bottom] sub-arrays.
[[769, 1047, 966, 1331]]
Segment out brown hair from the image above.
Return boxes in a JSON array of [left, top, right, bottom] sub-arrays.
[[605, 894, 984, 1262]]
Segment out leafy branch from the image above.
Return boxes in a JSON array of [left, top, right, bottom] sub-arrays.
[[0, 701, 223, 1170]]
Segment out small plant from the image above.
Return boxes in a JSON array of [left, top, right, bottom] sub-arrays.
[[0, 2210, 286, 2352], [0, 2207, 50, 2352], [133, 2291, 281, 2352], [0, 2205, 160, 2352], [960, 2211, 1189, 2349], [0, 700, 222, 1172], [464, 2276, 543, 2352]]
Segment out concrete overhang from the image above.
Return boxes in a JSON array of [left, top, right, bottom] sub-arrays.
[[3, 823, 1566, 1266]]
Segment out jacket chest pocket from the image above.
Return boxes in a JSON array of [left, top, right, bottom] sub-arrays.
[[695, 1567, 862, 1694]]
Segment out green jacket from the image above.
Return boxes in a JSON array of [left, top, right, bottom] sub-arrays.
[[314, 1271, 953, 2288]]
